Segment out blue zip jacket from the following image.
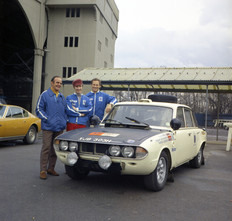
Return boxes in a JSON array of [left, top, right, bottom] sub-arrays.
[[86, 91, 117, 120], [66, 93, 92, 125], [36, 88, 67, 132]]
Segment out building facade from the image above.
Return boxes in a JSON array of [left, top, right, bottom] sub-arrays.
[[17, 0, 119, 111]]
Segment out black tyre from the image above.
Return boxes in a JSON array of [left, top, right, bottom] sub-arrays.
[[65, 165, 89, 180], [23, 125, 37, 144], [189, 147, 204, 168], [144, 151, 169, 191]]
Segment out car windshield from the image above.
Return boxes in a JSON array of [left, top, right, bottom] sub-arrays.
[[103, 105, 173, 127]]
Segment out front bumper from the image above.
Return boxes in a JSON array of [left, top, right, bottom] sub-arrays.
[[55, 150, 158, 175]]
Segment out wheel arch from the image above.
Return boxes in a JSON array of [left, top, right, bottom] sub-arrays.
[[29, 123, 39, 132], [201, 141, 206, 150], [161, 147, 172, 171]]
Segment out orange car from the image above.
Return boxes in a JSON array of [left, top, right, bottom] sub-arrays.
[[0, 104, 41, 144]]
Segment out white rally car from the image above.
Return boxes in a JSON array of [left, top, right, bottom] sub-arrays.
[[54, 95, 206, 191]]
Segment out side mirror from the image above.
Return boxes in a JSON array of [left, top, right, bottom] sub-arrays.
[[170, 118, 181, 130], [90, 115, 101, 126]]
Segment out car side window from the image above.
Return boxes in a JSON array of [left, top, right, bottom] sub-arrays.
[[184, 109, 194, 127], [6, 108, 12, 118], [23, 109, 29, 117], [11, 107, 23, 118], [0, 106, 6, 118], [192, 112, 198, 127], [177, 107, 185, 127]]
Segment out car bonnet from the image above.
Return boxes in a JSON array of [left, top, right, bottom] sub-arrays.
[[57, 127, 164, 146]]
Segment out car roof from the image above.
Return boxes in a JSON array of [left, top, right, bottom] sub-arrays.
[[0, 104, 18, 107], [115, 99, 190, 109], [0, 104, 28, 110]]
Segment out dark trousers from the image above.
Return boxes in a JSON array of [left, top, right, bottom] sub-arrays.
[[40, 130, 63, 172]]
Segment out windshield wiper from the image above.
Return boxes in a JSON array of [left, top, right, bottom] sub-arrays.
[[105, 119, 124, 125], [125, 117, 150, 127]]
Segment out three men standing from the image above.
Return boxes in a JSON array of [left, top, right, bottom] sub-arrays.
[[36, 76, 117, 180]]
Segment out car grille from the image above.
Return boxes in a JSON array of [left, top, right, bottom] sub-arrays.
[[79, 143, 109, 155]]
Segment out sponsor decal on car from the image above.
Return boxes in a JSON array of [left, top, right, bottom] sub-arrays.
[[155, 133, 174, 144], [88, 132, 119, 137], [172, 147, 177, 152], [126, 139, 135, 144], [78, 136, 113, 143]]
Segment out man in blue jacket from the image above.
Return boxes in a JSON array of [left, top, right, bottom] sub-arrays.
[[36, 76, 67, 180], [86, 78, 117, 121], [66, 79, 92, 131]]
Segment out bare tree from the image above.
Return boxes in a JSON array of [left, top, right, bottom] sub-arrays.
[[114, 90, 232, 115]]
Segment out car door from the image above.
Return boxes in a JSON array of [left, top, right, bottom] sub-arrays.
[[172, 107, 197, 166], [3, 106, 27, 138]]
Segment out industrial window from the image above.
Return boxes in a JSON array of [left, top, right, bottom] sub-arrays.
[[76, 8, 80, 17], [66, 8, 80, 17], [71, 8, 75, 17], [64, 37, 68, 47], [62, 67, 67, 78], [73, 67, 77, 75], [68, 67, 72, 77], [69, 37, 73, 47], [66, 8, 70, 17], [64, 37, 79, 47], [63, 67, 78, 78], [74, 37, 79, 47]]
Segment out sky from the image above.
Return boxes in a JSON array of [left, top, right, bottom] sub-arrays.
[[114, 0, 232, 68]]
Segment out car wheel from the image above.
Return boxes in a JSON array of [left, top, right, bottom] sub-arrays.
[[144, 151, 169, 191], [189, 147, 204, 168], [23, 125, 37, 144], [65, 165, 89, 180]]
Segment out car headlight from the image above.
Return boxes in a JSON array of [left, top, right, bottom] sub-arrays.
[[109, 145, 121, 156], [98, 155, 112, 170], [59, 140, 68, 151], [67, 152, 78, 165], [69, 142, 78, 152], [122, 146, 134, 158], [136, 147, 148, 158]]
